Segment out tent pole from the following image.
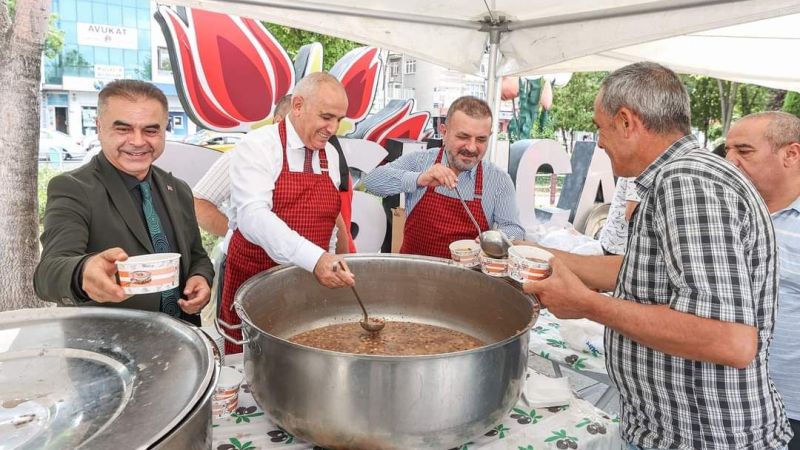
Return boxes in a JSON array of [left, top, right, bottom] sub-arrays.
[[485, 27, 502, 163]]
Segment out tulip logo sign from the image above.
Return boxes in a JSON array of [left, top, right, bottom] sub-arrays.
[[154, 6, 430, 144], [155, 7, 294, 131]]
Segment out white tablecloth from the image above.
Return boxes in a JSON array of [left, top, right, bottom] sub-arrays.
[[212, 355, 622, 450]]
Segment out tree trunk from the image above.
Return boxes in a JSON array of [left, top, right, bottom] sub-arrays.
[[0, 0, 51, 311], [718, 80, 738, 139]]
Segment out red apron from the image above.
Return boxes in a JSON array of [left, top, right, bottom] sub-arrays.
[[340, 175, 357, 253], [400, 148, 490, 258], [220, 120, 340, 354]]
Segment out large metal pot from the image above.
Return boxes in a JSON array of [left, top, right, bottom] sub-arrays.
[[0, 307, 218, 449], [228, 254, 538, 450]]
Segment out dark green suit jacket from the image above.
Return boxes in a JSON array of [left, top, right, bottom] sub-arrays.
[[34, 152, 214, 318]]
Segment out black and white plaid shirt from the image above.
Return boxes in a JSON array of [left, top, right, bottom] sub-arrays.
[[608, 135, 792, 449]]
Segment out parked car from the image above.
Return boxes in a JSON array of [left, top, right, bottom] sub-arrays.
[[39, 129, 87, 161], [183, 130, 242, 152]]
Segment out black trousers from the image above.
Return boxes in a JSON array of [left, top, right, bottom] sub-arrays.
[[790, 417, 799, 450]]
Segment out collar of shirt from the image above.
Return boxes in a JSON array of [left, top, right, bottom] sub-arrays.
[[285, 116, 311, 152], [441, 148, 479, 180], [773, 194, 800, 217], [118, 167, 153, 192], [633, 134, 698, 200]]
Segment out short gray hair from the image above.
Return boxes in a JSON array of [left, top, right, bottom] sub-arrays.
[[293, 72, 343, 100], [98, 79, 168, 115], [599, 62, 690, 135], [274, 94, 292, 119], [740, 111, 800, 152], [446, 96, 492, 123]]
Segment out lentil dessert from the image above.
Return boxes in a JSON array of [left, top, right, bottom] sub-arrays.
[[289, 321, 485, 355]]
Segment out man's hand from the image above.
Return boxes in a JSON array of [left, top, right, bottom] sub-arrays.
[[179, 275, 211, 315], [313, 252, 355, 289], [524, 257, 596, 319], [82, 247, 130, 302], [417, 163, 457, 189]]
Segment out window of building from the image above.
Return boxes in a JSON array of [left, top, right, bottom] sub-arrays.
[[404, 58, 416, 75], [58, 0, 77, 21], [81, 107, 98, 136], [158, 47, 172, 72], [467, 83, 484, 98], [389, 62, 400, 77], [92, 2, 108, 22]]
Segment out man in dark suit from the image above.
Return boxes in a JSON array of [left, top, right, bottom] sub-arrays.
[[34, 79, 213, 325]]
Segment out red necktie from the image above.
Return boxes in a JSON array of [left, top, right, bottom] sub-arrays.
[[303, 147, 314, 173]]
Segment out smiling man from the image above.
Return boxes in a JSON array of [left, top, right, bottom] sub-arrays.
[[35, 79, 214, 325], [363, 96, 523, 258], [219, 72, 355, 354], [522, 62, 792, 449]]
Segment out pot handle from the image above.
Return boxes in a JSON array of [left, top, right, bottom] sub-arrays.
[[214, 309, 251, 346]]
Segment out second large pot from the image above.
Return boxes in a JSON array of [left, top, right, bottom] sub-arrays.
[[232, 255, 539, 450]]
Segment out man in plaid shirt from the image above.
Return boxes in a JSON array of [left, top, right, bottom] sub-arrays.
[[526, 62, 792, 449]]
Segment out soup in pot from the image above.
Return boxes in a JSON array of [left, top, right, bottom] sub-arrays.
[[289, 321, 485, 356]]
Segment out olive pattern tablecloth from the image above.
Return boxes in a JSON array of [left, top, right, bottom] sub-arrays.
[[528, 310, 608, 375], [212, 356, 621, 450]]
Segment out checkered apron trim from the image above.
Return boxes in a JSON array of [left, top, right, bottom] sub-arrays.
[[400, 148, 489, 259]]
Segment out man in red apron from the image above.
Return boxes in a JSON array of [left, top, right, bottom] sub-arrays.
[[220, 73, 355, 353], [363, 96, 524, 258]]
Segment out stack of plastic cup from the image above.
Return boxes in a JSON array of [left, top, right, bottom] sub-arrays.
[[200, 326, 226, 365], [212, 366, 243, 418]]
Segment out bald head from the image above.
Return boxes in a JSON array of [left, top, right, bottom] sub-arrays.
[[738, 111, 800, 153], [293, 72, 346, 102], [725, 111, 800, 211]]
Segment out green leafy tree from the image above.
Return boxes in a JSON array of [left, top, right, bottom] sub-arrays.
[[134, 56, 152, 81], [782, 91, 800, 117], [63, 48, 90, 67], [550, 72, 605, 152], [684, 75, 781, 146], [684, 75, 720, 147], [737, 84, 779, 116], [263, 23, 363, 70]]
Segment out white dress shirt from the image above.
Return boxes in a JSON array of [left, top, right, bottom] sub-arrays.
[[229, 117, 341, 272]]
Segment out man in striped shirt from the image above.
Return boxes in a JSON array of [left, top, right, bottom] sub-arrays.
[[363, 96, 523, 258], [526, 62, 792, 449], [726, 111, 800, 450]]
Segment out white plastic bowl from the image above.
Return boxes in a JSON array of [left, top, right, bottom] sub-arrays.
[[479, 251, 509, 277], [116, 253, 181, 295], [508, 245, 552, 283], [449, 239, 481, 268]]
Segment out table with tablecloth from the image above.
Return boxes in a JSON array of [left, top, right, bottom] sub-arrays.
[[212, 354, 621, 450], [527, 310, 617, 411]]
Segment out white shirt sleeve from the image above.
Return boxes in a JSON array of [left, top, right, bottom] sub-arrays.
[[192, 151, 232, 207], [229, 121, 340, 273]]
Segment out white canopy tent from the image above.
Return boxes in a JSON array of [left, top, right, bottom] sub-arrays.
[[161, 1, 800, 97], [160, 0, 800, 156], [531, 13, 800, 92]]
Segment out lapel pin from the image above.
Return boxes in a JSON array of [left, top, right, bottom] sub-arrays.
[[167, 185, 174, 191]]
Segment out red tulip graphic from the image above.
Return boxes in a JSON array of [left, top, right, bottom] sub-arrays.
[[155, 6, 294, 131], [350, 99, 430, 149], [330, 47, 381, 134]]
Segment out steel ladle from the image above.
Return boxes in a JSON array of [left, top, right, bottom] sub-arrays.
[[447, 160, 511, 258], [337, 261, 385, 332]]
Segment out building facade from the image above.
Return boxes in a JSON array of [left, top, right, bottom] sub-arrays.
[[376, 51, 513, 136], [41, 0, 193, 142]]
